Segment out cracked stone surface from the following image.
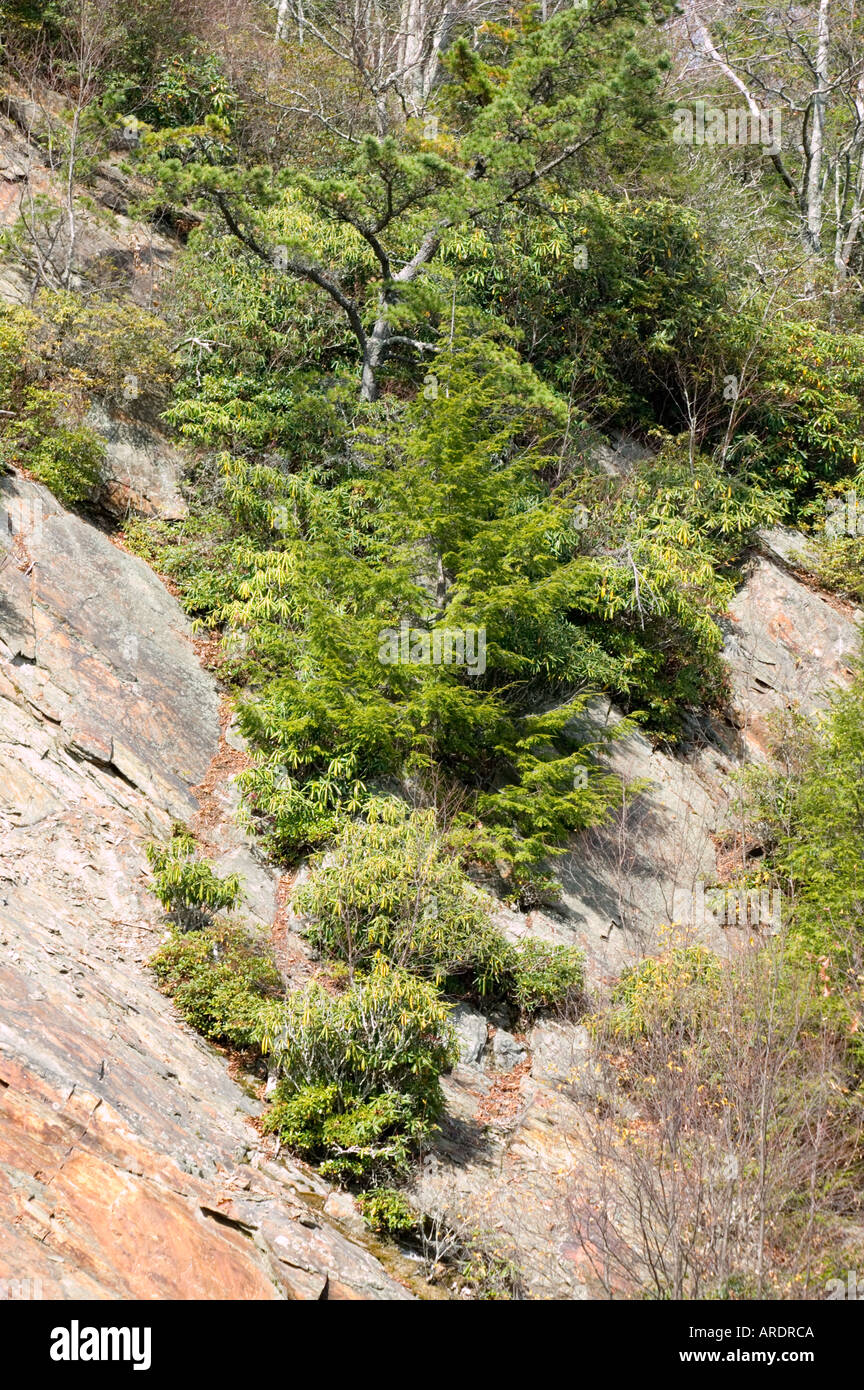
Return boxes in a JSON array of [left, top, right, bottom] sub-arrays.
[[87, 404, 188, 523], [0, 473, 411, 1301], [411, 534, 863, 1297]]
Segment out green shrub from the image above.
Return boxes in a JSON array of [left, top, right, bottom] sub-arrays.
[[122, 511, 242, 623], [295, 801, 512, 996], [262, 961, 457, 1180], [748, 320, 864, 502], [146, 827, 243, 927], [603, 942, 722, 1040], [296, 801, 587, 1016], [34, 290, 177, 410], [511, 938, 584, 1014], [151, 921, 282, 1049], [738, 663, 864, 1046], [141, 51, 237, 128], [0, 385, 104, 506], [808, 533, 864, 604], [0, 294, 176, 507], [447, 194, 728, 429], [356, 1187, 419, 1236], [269, 1084, 419, 1181]]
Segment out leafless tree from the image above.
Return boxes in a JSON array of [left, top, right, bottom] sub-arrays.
[[569, 940, 863, 1298], [1, 0, 123, 291], [679, 0, 864, 287], [271, 0, 503, 128]]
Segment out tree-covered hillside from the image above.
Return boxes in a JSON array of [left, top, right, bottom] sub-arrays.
[[3, 0, 864, 1301]]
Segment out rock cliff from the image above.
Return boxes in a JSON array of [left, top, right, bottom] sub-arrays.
[[0, 473, 411, 1300], [1, 92, 860, 1302]]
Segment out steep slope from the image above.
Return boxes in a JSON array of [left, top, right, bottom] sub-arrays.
[[1, 67, 861, 1302], [0, 473, 411, 1300], [408, 536, 862, 1297]]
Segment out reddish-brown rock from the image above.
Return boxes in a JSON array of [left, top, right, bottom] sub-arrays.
[[0, 474, 411, 1301]]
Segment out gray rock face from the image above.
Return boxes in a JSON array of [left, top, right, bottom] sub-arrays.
[[588, 432, 655, 477], [1, 473, 217, 827], [723, 549, 861, 758], [323, 1191, 366, 1234], [0, 473, 411, 1301], [88, 404, 187, 521], [0, 875, 412, 1300], [414, 535, 862, 1297], [548, 700, 731, 989], [450, 1003, 489, 1065], [490, 1029, 527, 1070], [757, 526, 824, 573]]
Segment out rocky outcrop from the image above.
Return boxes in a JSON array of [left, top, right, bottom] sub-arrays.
[[0, 474, 215, 827], [0, 473, 412, 1300], [87, 405, 188, 522], [0, 889, 412, 1300], [410, 533, 863, 1298], [0, 90, 174, 310], [722, 532, 862, 757]]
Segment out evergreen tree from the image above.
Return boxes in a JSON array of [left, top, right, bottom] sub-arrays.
[[145, 2, 670, 397]]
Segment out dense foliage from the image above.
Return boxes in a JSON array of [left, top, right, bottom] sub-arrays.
[[7, 0, 864, 1294], [262, 961, 456, 1180], [295, 799, 585, 1008], [151, 919, 282, 1048]]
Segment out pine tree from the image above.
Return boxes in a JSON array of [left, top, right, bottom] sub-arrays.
[[145, 2, 669, 398]]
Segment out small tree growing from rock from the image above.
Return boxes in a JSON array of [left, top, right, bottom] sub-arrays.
[[146, 826, 243, 930]]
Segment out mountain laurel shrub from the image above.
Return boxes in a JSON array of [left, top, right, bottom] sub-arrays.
[[151, 921, 282, 1049], [295, 800, 585, 1013], [146, 827, 243, 928], [356, 1187, 419, 1236], [149, 896, 461, 1181], [261, 961, 457, 1180], [295, 801, 511, 995], [510, 938, 584, 1014], [0, 293, 175, 506]]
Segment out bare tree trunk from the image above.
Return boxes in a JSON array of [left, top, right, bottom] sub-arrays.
[[832, 77, 864, 284], [275, 0, 292, 39], [802, 0, 830, 255], [681, 0, 831, 264], [360, 324, 389, 401]]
